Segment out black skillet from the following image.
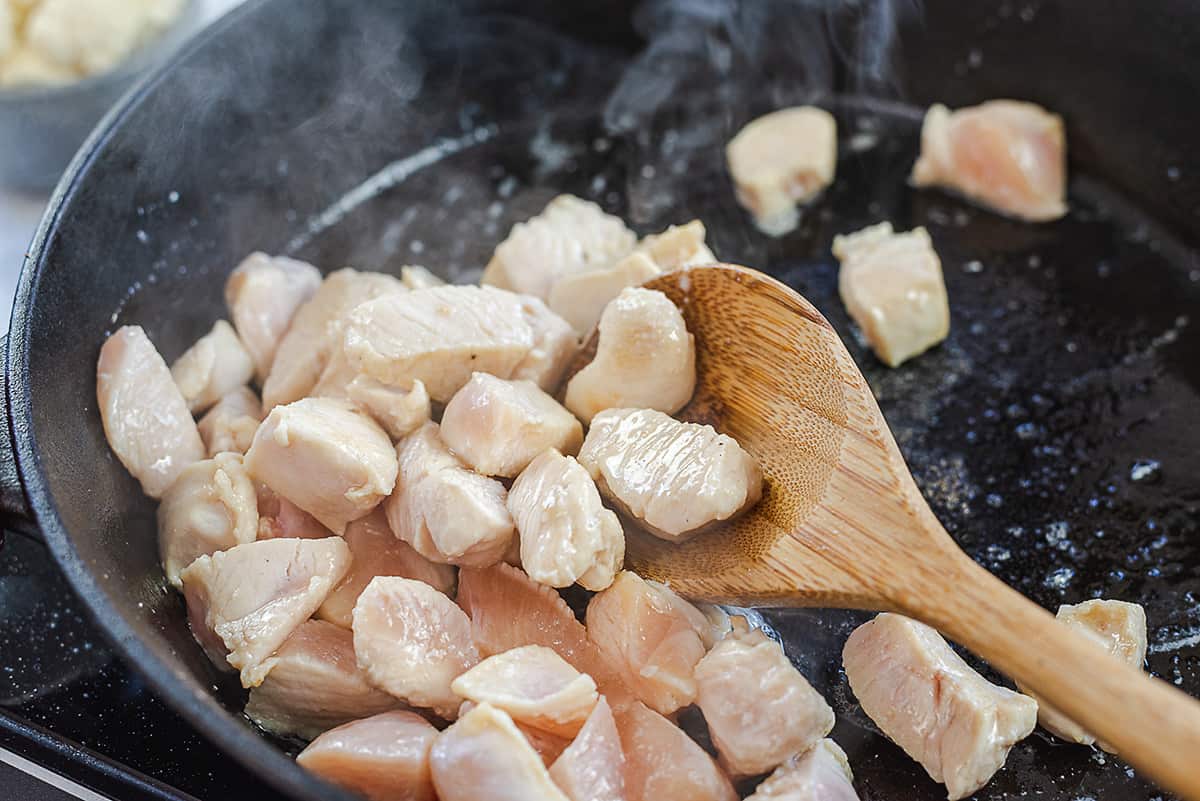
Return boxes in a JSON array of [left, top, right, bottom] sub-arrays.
[[4, 0, 1199, 799]]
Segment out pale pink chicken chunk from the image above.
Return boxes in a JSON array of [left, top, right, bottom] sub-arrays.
[[169, 320, 255, 414], [745, 740, 860, 801], [459, 699, 574, 766], [297, 710, 438, 801], [245, 620, 401, 740], [843, 613, 1038, 800], [440, 373, 583, 478], [910, 100, 1067, 222], [179, 537, 350, 687], [634, 219, 716, 270], [645, 581, 730, 649], [548, 697, 626, 801], [401, 265, 445, 289], [615, 701, 737, 801], [96, 325, 205, 498], [345, 376, 431, 440], [255, 483, 333, 540], [224, 252, 322, 381], [197, 387, 263, 457], [352, 577, 479, 718], [695, 617, 835, 776]]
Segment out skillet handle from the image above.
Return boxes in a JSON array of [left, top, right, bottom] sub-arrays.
[[0, 335, 38, 542]]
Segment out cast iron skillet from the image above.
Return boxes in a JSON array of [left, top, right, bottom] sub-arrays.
[[5, 0, 1200, 799]]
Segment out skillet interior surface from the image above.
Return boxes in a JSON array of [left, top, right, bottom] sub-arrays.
[[12, 0, 1200, 798]]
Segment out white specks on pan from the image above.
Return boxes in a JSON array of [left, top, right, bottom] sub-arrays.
[[1044, 566, 1076, 591], [1130, 459, 1161, 482]]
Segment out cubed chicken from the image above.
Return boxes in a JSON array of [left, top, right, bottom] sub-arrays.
[[441, 373, 583, 478], [297, 710, 438, 801], [255, 484, 333, 540], [911, 100, 1067, 222], [585, 571, 706, 715], [745, 739, 860, 801], [548, 697, 625, 801], [646, 581, 730, 649], [726, 106, 837, 236], [482, 194, 637, 300], [842, 613, 1038, 800], [458, 699, 574, 766], [156, 452, 257, 590], [224, 252, 322, 381], [261, 268, 405, 410], [548, 252, 661, 336], [695, 617, 835, 776], [615, 701, 738, 801], [578, 408, 763, 542], [401, 265, 445, 290], [564, 288, 696, 425], [245, 620, 401, 740], [508, 449, 623, 591], [352, 577, 479, 718], [197, 387, 263, 457], [341, 284, 576, 402], [96, 325, 205, 498], [832, 222, 950, 368], [384, 422, 515, 568], [244, 397, 397, 534], [346, 376, 431, 440], [451, 645, 598, 738], [179, 537, 351, 687], [635, 219, 716, 271], [169, 320, 255, 414]]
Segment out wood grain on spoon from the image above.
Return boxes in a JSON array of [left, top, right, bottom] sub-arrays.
[[564, 263, 1200, 801]]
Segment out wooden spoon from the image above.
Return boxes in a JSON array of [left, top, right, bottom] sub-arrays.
[[567, 263, 1200, 800]]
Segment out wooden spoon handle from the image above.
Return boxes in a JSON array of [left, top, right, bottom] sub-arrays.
[[911, 556, 1200, 800]]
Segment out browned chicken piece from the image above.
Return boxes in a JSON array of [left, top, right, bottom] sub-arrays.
[[482, 194, 636, 301], [224, 252, 322, 381], [96, 325, 205, 498], [634, 219, 716, 270], [197, 386, 263, 457], [255, 483, 332, 540], [843, 613, 1038, 800], [385, 422, 515, 568], [317, 508, 456, 629], [745, 739, 859, 801], [911, 100, 1067, 222], [261, 268, 405, 410], [695, 617, 835, 777], [441, 373, 583, 478], [245, 619, 401, 740], [548, 696, 626, 801], [156, 452, 257, 590], [430, 702, 571, 801], [564, 288, 695, 425], [585, 571, 705, 715], [451, 645, 599, 738], [179, 537, 351, 687], [726, 107, 837, 236], [615, 701, 737, 801], [508, 449, 624, 591], [297, 710, 438, 801], [401, 265, 445, 290], [169, 320, 255, 414], [352, 577, 479, 718], [548, 252, 661, 336], [345, 376, 431, 440], [244, 397, 397, 534], [341, 284, 576, 403], [578, 408, 763, 542]]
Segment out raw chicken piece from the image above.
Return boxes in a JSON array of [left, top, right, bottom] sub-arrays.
[[352, 577, 479, 718], [586, 571, 705, 715], [346, 376, 431, 440], [548, 697, 625, 801], [645, 584, 730, 650], [451, 645, 599, 738], [745, 740, 859, 801], [460, 699, 574, 765], [224, 252, 322, 381], [634, 219, 716, 270], [317, 508, 456, 629], [179, 537, 351, 687], [842, 613, 1038, 800], [297, 710, 438, 801], [255, 484, 332, 540], [245, 620, 401, 740], [726, 107, 837, 236], [261, 268, 405, 410], [310, 338, 362, 399], [244, 397, 397, 534], [694, 617, 835, 776], [578, 408, 763, 542], [565, 288, 695, 425], [615, 701, 737, 801], [548, 252, 661, 336], [96, 325, 205, 498], [832, 222, 949, 368], [384, 422, 515, 568], [442, 373, 583, 478], [341, 284, 576, 402], [197, 387, 263, 457], [401, 265, 445, 289], [483, 194, 636, 300], [910, 100, 1067, 222], [508, 449, 624, 591], [156, 453, 257, 590], [169, 320, 255, 414], [431, 702, 571, 801]]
